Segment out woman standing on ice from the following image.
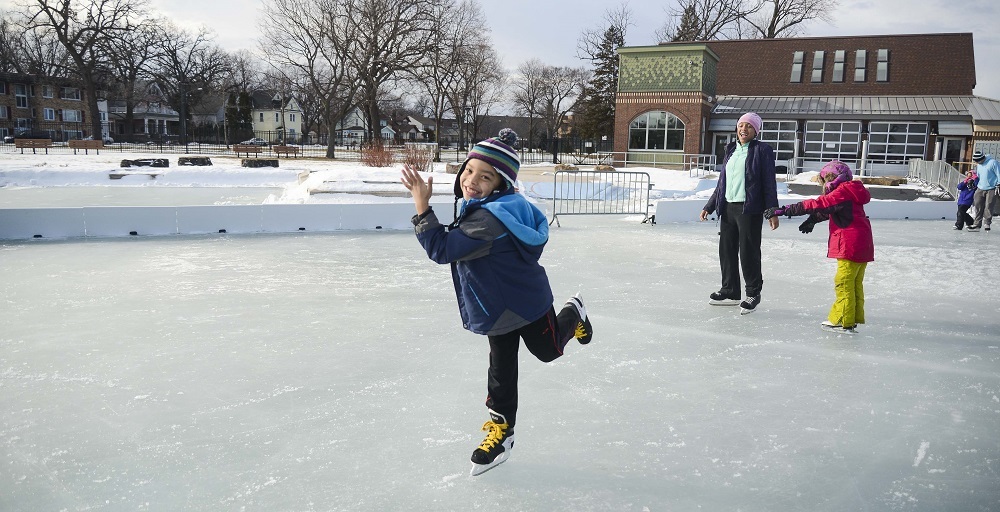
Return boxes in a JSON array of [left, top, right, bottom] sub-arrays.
[[765, 160, 874, 334], [400, 129, 593, 476], [700, 112, 780, 314]]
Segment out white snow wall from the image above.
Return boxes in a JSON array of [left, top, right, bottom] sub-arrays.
[[0, 200, 459, 240], [0, 198, 957, 240], [653, 199, 956, 223]]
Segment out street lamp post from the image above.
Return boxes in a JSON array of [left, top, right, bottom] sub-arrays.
[[459, 103, 467, 152]]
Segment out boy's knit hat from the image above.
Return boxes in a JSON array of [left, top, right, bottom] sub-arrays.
[[454, 128, 520, 197], [738, 112, 763, 135], [819, 160, 853, 194], [972, 149, 985, 162]]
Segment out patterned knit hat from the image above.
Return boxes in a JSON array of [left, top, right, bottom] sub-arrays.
[[972, 150, 985, 162], [819, 160, 853, 194], [454, 129, 520, 197]]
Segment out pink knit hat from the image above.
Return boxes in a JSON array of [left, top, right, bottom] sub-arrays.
[[738, 112, 762, 134]]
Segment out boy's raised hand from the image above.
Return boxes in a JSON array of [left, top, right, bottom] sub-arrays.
[[401, 164, 433, 215]]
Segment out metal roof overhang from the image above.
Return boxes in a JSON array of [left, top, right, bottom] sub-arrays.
[[711, 95, 979, 119]]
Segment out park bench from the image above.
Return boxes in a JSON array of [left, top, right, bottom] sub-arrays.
[[15, 138, 53, 154], [68, 139, 104, 155], [272, 145, 299, 158], [233, 144, 263, 157]]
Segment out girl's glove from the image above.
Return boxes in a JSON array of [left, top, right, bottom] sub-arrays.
[[799, 218, 817, 234]]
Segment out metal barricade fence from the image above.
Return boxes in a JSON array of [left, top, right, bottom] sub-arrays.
[[549, 170, 653, 226], [908, 159, 964, 200]]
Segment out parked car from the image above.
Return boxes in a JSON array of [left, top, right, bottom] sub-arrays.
[[9, 130, 52, 141], [241, 137, 269, 146], [83, 135, 115, 144]]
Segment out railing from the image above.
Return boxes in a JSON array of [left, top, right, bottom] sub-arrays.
[[549, 170, 653, 226], [908, 159, 966, 201], [683, 154, 717, 177]]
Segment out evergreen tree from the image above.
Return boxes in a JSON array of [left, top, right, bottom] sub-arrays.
[[576, 24, 624, 140], [672, 5, 702, 41]]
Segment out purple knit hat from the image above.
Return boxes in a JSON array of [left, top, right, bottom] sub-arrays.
[[738, 112, 762, 135], [819, 160, 853, 194], [453, 128, 520, 197]]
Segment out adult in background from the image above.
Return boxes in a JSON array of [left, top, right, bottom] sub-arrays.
[[969, 149, 1000, 232], [699, 112, 780, 314]]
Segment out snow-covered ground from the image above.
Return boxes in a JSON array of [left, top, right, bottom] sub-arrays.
[[0, 149, 936, 208], [2, 149, 997, 511]]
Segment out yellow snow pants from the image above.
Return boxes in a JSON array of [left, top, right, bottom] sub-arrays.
[[828, 259, 867, 328]]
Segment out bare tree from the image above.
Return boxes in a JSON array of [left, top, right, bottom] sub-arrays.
[[453, 43, 505, 144], [101, 18, 160, 141], [577, 2, 632, 62], [20, 0, 145, 138], [13, 20, 71, 76], [414, 0, 485, 152], [656, 0, 762, 42], [259, 0, 357, 156], [535, 66, 589, 142], [510, 59, 546, 149], [741, 0, 837, 38], [148, 22, 231, 143], [342, 0, 436, 142]]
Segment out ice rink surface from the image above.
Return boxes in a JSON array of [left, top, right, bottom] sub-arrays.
[[2, 215, 999, 511]]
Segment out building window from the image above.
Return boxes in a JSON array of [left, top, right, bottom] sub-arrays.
[[790, 51, 804, 83], [854, 50, 867, 82], [811, 51, 825, 82], [877, 48, 889, 82], [628, 111, 685, 151], [0, 82, 7, 94], [758, 121, 797, 161], [867, 122, 926, 164], [832, 50, 845, 82], [290, 113, 296, 122], [14, 84, 28, 108], [275, 112, 280, 123], [0, 105, 7, 119], [43, 107, 56, 120], [60, 87, 81, 100], [259, 112, 264, 122], [42, 85, 54, 98], [804, 121, 861, 161], [63, 109, 82, 122]]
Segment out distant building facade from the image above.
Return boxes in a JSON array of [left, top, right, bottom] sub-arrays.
[[0, 72, 101, 141], [614, 33, 999, 172]]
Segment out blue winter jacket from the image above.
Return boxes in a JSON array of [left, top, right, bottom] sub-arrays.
[[412, 188, 553, 335], [975, 155, 1000, 190], [703, 139, 779, 219]]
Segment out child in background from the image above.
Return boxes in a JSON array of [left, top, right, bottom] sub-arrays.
[[400, 129, 593, 476], [765, 160, 874, 334], [955, 170, 977, 230]]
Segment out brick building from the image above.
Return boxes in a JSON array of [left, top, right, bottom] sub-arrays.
[[0, 72, 101, 142], [614, 33, 1000, 173]]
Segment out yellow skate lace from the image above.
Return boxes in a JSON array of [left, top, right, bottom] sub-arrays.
[[477, 421, 508, 451], [574, 321, 589, 339]]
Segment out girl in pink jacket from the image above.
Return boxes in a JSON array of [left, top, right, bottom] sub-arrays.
[[765, 160, 874, 334]]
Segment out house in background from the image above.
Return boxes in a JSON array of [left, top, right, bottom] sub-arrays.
[[335, 106, 395, 145], [250, 91, 302, 144], [614, 32, 1000, 173]]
